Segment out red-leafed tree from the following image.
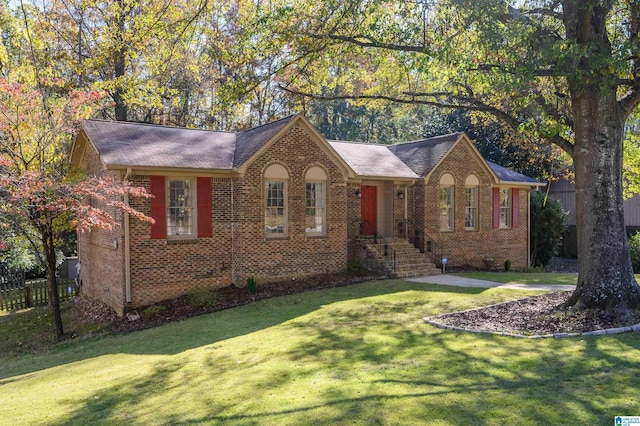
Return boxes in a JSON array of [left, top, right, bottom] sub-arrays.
[[0, 78, 152, 337]]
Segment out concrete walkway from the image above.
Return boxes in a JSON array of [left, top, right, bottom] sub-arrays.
[[407, 274, 576, 292]]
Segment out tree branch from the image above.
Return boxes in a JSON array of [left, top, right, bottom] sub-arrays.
[[304, 33, 429, 54], [280, 85, 575, 155]]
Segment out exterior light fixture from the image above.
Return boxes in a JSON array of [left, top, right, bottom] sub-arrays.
[[397, 190, 404, 199], [355, 189, 361, 198]]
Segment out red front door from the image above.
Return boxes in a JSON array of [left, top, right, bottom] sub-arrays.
[[360, 185, 377, 235]]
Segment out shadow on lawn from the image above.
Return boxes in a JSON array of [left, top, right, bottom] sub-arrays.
[[0, 280, 486, 381], [47, 289, 640, 425]]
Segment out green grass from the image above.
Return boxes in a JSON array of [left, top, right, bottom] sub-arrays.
[[454, 271, 578, 285], [1, 279, 639, 425]]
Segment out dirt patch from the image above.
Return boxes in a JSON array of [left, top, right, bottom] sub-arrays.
[[431, 291, 640, 336]]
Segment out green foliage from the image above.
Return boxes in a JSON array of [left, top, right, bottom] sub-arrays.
[[142, 305, 166, 319], [187, 288, 219, 308], [346, 260, 366, 275], [530, 191, 567, 267], [623, 113, 640, 199], [504, 259, 512, 272], [246, 276, 257, 294], [628, 232, 640, 273]]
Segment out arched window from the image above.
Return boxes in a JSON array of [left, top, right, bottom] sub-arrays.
[[305, 167, 327, 235], [440, 173, 455, 231], [264, 164, 289, 236], [464, 175, 479, 230]]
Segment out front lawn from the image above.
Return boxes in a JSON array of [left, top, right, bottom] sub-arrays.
[[1, 279, 638, 425], [454, 271, 578, 285]]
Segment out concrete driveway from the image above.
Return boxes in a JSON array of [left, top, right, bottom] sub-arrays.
[[407, 274, 576, 292]]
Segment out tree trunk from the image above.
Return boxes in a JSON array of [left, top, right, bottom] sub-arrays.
[[568, 88, 640, 309], [563, 0, 640, 309], [43, 234, 64, 337]]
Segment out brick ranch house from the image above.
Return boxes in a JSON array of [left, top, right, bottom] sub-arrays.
[[70, 114, 543, 314]]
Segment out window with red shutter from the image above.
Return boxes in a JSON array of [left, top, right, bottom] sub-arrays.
[[512, 188, 520, 228], [149, 176, 167, 239], [492, 187, 500, 229], [197, 177, 213, 238]]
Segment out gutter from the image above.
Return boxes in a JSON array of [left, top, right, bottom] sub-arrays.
[[124, 168, 132, 304]]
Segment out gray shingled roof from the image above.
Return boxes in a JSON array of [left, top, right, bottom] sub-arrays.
[[82, 118, 541, 185], [82, 120, 236, 169], [488, 161, 543, 185], [328, 141, 419, 179], [234, 115, 297, 167], [387, 133, 463, 177]]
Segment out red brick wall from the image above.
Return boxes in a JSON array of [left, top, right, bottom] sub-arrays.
[[127, 175, 234, 307], [237, 123, 349, 284], [417, 140, 530, 269], [76, 141, 127, 314], [346, 181, 362, 262]]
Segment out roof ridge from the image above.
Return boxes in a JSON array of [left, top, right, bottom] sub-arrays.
[[238, 114, 298, 134], [328, 140, 387, 146], [84, 119, 236, 134], [390, 132, 465, 147]]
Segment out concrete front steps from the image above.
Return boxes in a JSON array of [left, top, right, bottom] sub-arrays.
[[359, 237, 441, 278]]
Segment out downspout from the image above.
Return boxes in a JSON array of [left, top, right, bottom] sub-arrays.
[[230, 178, 235, 285], [124, 168, 132, 304]]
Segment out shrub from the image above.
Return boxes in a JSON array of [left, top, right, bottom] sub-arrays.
[[188, 288, 219, 308], [504, 259, 512, 272], [143, 305, 165, 319], [346, 260, 366, 275], [246, 277, 257, 294], [530, 191, 567, 267], [628, 232, 640, 273]]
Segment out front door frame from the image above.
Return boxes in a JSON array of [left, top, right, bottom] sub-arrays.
[[360, 185, 377, 235]]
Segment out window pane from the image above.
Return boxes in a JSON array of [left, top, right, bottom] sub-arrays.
[[465, 187, 477, 229], [265, 181, 286, 234], [499, 189, 511, 228], [306, 182, 325, 234], [440, 187, 453, 230], [167, 179, 193, 236]]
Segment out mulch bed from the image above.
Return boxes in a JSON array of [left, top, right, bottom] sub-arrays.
[[431, 291, 640, 336], [76, 272, 382, 334]]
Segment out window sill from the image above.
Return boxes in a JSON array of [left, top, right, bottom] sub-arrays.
[[464, 228, 478, 232], [440, 229, 454, 233], [167, 238, 198, 245], [265, 235, 289, 241], [306, 234, 327, 239]]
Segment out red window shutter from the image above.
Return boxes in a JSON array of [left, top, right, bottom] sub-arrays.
[[197, 177, 213, 238], [512, 188, 520, 228], [149, 176, 166, 239], [492, 187, 500, 228]]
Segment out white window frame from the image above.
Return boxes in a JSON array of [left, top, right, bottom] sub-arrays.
[[464, 187, 478, 230], [305, 181, 326, 236], [439, 173, 455, 232], [499, 188, 512, 229], [440, 186, 454, 231], [264, 164, 289, 238], [166, 177, 196, 238]]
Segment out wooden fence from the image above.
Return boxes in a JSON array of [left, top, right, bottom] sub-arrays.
[[0, 278, 77, 312]]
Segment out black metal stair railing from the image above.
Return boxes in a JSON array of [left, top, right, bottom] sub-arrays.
[[359, 221, 396, 273], [399, 218, 444, 265]]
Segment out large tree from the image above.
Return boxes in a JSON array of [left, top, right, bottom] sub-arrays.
[[279, 0, 640, 310], [0, 77, 152, 338]]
